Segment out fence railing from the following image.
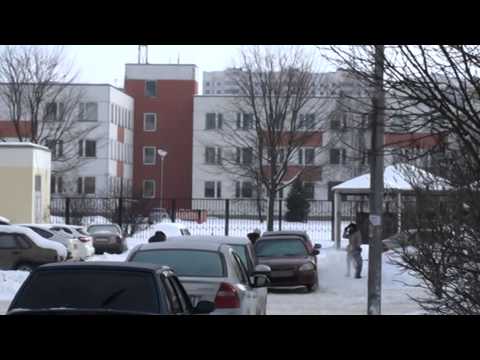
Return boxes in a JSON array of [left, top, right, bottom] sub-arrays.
[[50, 197, 369, 242]]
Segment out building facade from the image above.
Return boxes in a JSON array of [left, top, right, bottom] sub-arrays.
[[0, 84, 135, 197], [124, 64, 198, 203]]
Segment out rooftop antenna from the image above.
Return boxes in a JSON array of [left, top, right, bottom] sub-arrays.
[[138, 45, 148, 64]]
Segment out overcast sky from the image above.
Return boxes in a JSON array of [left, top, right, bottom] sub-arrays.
[[64, 45, 334, 87]]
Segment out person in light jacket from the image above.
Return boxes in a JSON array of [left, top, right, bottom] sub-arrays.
[[343, 223, 363, 279]]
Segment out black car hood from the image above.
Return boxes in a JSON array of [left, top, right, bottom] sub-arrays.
[[7, 308, 159, 315]]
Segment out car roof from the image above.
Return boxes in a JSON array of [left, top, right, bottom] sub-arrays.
[[37, 261, 172, 272], [258, 234, 307, 241], [137, 239, 224, 252], [262, 230, 308, 237], [17, 224, 55, 231], [177, 235, 250, 245]]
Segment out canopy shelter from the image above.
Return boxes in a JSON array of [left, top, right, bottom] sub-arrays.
[[331, 164, 449, 249]]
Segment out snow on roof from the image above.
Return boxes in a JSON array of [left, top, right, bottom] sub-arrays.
[[0, 225, 67, 257], [332, 164, 450, 192], [0, 142, 49, 151]]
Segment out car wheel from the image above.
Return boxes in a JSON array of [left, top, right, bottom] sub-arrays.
[[16, 263, 34, 272]]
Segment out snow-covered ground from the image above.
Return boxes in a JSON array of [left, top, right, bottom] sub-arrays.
[[0, 220, 426, 315]]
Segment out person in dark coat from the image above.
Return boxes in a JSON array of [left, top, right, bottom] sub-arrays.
[[148, 231, 166, 243], [247, 228, 261, 245]]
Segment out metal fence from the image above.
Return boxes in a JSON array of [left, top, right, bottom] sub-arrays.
[[50, 197, 372, 242]]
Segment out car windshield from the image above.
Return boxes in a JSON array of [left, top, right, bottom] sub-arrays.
[[131, 250, 225, 278], [29, 227, 53, 239], [180, 229, 191, 236], [88, 225, 119, 234], [12, 270, 161, 313], [255, 238, 308, 257], [229, 245, 249, 269]]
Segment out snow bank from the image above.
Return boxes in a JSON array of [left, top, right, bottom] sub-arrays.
[[0, 226, 67, 258], [82, 216, 111, 226], [0, 271, 29, 301]]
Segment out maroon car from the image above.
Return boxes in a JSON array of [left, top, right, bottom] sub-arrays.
[[254, 235, 319, 292]]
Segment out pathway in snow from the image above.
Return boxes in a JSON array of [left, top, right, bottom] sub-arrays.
[[267, 245, 425, 315]]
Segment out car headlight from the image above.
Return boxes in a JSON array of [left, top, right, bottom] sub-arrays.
[[299, 263, 315, 271]]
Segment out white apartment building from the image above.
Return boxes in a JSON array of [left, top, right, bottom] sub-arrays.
[[0, 84, 135, 197], [192, 94, 368, 202]]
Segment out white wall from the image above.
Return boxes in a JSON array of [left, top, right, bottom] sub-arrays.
[[125, 64, 197, 81]]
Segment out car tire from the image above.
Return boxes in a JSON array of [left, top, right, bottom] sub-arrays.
[[16, 263, 35, 272], [306, 275, 319, 293]]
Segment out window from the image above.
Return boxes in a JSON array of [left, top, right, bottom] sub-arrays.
[[143, 147, 156, 165], [236, 147, 253, 165], [205, 113, 222, 130], [242, 182, 253, 198], [330, 149, 340, 164], [163, 278, 183, 314], [45, 140, 63, 159], [305, 148, 315, 165], [79, 140, 96, 157], [51, 176, 63, 194], [205, 147, 216, 164], [143, 180, 155, 198], [217, 113, 223, 129], [77, 177, 83, 194], [232, 253, 249, 285], [145, 80, 156, 97], [304, 182, 315, 199], [45, 103, 58, 121], [330, 119, 341, 130], [205, 82, 210, 86], [239, 113, 253, 130], [144, 113, 157, 131], [0, 234, 18, 249], [85, 140, 96, 157], [84, 177, 95, 194], [35, 175, 41, 192], [304, 114, 315, 129], [204, 181, 215, 198], [242, 148, 253, 165], [216, 182, 222, 198], [79, 102, 98, 121], [341, 149, 347, 164]]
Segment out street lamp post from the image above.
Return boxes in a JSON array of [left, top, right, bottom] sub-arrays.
[[157, 149, 168, 207]]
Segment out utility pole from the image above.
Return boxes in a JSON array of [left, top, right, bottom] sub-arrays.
[[367, 45, 385, 315]]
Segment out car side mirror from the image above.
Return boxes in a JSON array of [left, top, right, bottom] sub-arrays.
[[253, 264, 271, 275], [252, 274, 270, 288], [312, 249, 320, 256], [192, 301, 215, 314]]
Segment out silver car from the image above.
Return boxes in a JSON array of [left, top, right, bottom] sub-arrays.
[[18, 224, 75, 257], [180, 235, 271, 315], [127, 240, 269, 315], [87, 224, 126, 254]]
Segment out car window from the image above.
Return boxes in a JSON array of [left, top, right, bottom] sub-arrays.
[[229, 245, 250, 271], [255, 238, 308, 257], [88, 225, 120, 234], [232, 252, 249, 285], [181, 229, 191, 236], [0, 234, 19, 249], [131, 250, 226, 277], [12, 270, 161, 314], [170, 276, 192, 312], [29, 227, 53, 239], [162, 277, 183, 314], [60, 227, 73, 234], [15, 235, 32, 249], [75, 228, 89, 236]]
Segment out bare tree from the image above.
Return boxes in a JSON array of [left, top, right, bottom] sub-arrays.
[[0, 45, 98, 177], [323, 45, 480, 314], [205, 46, 340, 231]]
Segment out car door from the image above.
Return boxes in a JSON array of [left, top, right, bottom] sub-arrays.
[[246, 243, 267, 314], [169, 275, 195, 314], [231, 252, 258, 315], [0, 233, 23, 270]]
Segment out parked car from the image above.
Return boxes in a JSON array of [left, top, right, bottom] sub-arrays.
[[261, 230, 321, 258], [58, 225, 95, 259], [0, 216, 11, 225], [148, 208, 170, 224], [17, 224, 92, 261], [7, 262, 215, 315], [0, 225, 67, 271], [152, 223, 191, 238], [180, 235, 271, 315], [127, 240, 270, 315], [255, 234, 319, 292], [87, 223, 126, 254]]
